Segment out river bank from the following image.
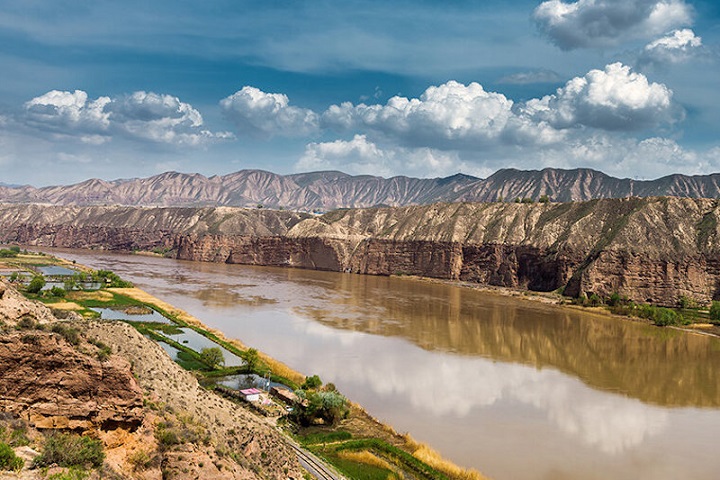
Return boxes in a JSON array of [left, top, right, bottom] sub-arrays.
[[408, 274, 720, 338], [13, 246, 720, 480], [4, 249, 487, 480]]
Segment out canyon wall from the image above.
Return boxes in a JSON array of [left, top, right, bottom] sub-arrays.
[[1, 197, 719, 306]]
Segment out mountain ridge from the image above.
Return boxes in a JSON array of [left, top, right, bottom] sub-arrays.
[[3, 167, 720, 210]]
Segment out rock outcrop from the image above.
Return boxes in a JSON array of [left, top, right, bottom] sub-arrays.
[[2, 197, 720, 306], [0, 280, 303, 479], [0, 332, 144, 431]]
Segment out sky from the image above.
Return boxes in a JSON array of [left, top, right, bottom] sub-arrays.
[[0, 0, 719, 186]]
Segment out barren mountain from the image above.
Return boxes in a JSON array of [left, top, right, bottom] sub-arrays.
[[5, 168, 720, 210]]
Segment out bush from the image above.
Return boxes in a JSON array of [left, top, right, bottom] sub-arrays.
[[33, 433, 105, 468], [709, 301, 720, 323], [16, 316, 37, 330], [51, 324, 81, 346], [49, 286, 67, 298], [302, 374, 322, 390], [0, 442, 23, 472], [26, 276, 46, 294], [587, 293, 603, 307]]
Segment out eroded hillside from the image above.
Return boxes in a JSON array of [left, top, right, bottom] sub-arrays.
[[0, 279, 303, 479], [1, 197, 720, 305]]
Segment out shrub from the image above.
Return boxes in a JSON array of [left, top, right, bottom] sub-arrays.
[[302, 374, 322, 390], [0, 442, 23, 472], [49, 286, 67, 298], [51, 324, 81, 346], [587, 293, 603, 307], [607, 292, 622, 307], [33, 433, 105, 469], [128, 450, 152, 471], [26, 276, 46, 294], [16, 316, 37, 330], [709, 301, 720, 323]]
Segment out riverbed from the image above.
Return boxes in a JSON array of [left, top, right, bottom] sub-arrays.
[[46, 249, 720, 480]]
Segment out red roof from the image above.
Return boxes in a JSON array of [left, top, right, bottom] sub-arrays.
[[239, 388, 262, 395]]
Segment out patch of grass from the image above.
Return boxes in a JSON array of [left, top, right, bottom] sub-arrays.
[[0, 442, 23, 472], [46, 466, 90, 480], [33, 433, 105, 469], [311, 438, 450, 480], [298, 430, 353, 445], [321, 451, 394, 480]]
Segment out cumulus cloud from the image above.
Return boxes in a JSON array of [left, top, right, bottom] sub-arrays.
[[220, 86, 319, 137], [524, 63, 676, 130], [22, 89, 228, 146], [320, 65, 676, 152], [296, 134, 476, 178], [637, 28, 703, 66], [24, 90, 111, 143], [322, 81, 519, 148], [533, 0, 693, 50]]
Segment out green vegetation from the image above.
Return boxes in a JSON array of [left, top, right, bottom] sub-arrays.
[[45, 467, 90, 480], [26, 275, 46, 294], [199, 347, 225, 369], [572, 291, 695, 327], [709, 301, 720, 324], [33, 433, 105, 469], [302, 374, 322, 390], [91, 269, 133, 288], [0, 442, 23, 472], [298, 430, 353, 445], [51, 324, 82, 345], [300, 432, 450, 480]]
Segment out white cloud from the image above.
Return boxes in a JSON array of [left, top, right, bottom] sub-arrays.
[[322, 81, 518, 148], [638, 28, 703, 66], [297, 134, 482, 178], [24, 90, 111, 143], [219, 86, 319, 137], [524, 63, 676, 130], [533, 0, 693, 50], [21, 89, 228, 146]]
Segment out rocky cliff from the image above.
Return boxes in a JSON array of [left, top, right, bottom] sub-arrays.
[[5, 167, 720, 210], [2, 197, 720, 306]]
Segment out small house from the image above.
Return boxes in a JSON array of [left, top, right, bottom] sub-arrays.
[[239, 388, 262, 402]]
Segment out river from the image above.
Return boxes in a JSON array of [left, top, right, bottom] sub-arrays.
[[48, 249, 720, 480]]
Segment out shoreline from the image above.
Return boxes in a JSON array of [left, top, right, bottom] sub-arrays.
[[406, 274, 720, 339]]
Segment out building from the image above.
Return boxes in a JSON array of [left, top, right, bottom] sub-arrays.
[[239, 388, 262, 402]]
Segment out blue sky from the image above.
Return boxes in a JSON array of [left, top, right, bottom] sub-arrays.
[[1, 0, 719, 185]]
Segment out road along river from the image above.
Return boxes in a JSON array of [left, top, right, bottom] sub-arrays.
[[48, 249, 720, 480]]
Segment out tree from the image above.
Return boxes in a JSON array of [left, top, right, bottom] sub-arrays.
[[26, 276, 46, 294], [302, 374, 322, 390], [538, 194, 550, 203], [199, 347, 225, 369], [709, 301, 720, 322], [244, 348, 260, 371]]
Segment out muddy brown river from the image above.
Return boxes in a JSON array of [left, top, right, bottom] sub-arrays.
[[48, 249, 720, 480]]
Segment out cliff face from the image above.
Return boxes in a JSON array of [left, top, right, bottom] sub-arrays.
[[2, 197, 720, 306]]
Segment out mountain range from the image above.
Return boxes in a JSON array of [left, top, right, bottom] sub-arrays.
[[3, 167, 720, 210]]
